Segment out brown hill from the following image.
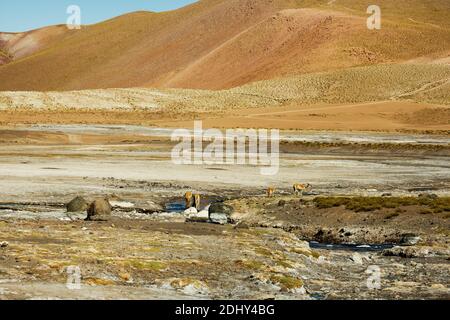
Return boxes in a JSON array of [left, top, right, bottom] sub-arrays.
[[0, 25, 70, 63], [0, 0, 449, 91]]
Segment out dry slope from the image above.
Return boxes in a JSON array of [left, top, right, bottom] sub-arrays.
[[0, 0, 449, 91]]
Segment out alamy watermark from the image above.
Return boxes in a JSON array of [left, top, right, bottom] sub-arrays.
[[171, 121, 280, 176], [367, 5, 381, 30], [66, 5, 81, 29], [366, 265, 381, 290], [66, 265, 81, 290]]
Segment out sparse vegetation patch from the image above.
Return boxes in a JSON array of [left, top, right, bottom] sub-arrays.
[[313, 196, 450, 213]]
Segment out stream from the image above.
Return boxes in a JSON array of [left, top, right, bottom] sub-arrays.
[[309, 241, 395, 252]]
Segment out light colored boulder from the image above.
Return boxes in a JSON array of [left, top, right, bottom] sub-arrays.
[[197, 210, 209, 219], [186, 209, 209, 223], [209, 203, 234, 216], [209, 213, 228, 225], [184, 207, 198, 215]]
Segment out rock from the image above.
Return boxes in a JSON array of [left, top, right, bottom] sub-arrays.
[[278, 200, 286, 207], [197, 210, 209, 217], [350, 253, 363, 265], [382, 246, 430, 258], [382, 193, 392, 197], [143, 201, 164, 213], [109, 201, 135, 208], [303, 191, 320, 196], [66, 196, 88, 213], [209, 213, 229, 225], [209, 202, 234, 217], [169, 278, 210, 296], [184, 207, 198, 215], [86, 198, 112, 221], [400, 233, 421, 246], [119, 272, 132, 282], [0, 241, 8, 248], [186, 209, 209, 223]]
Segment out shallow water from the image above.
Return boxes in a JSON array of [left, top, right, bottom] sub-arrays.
[[309, 241, 395, 252], [165, 201, 186, 213], [310, 292, 327, 300]]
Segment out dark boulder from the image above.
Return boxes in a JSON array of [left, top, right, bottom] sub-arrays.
[[208, 203, 234, 217], [278, 200, 286, 207], [86, 198, 112, 221], [66, 196, 88, 213], [208, 202, 234, 224], [400, 233, 421, 246]]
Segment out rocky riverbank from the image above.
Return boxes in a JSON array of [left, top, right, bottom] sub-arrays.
[[0, 193, 448, 300]]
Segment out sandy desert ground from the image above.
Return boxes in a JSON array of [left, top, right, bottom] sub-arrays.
[[0, 124, 448, 300]]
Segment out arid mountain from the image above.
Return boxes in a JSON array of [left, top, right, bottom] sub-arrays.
[[0, 0, 449, 91], [0, 25, 69, 62]]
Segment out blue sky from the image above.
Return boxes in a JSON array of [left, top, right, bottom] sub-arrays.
[[0, 0, 198, 32]]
